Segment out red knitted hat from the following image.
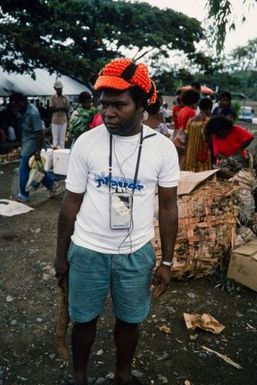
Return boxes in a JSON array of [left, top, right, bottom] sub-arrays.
[[94, 58, 157, 105]]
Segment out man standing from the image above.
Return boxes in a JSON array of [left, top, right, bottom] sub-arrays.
[[50, 80, 69, 148], [55, 58, 179, 385], [10, 93, 56, 203]]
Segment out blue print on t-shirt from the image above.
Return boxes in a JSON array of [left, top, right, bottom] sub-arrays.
[[95, 172, 144, 192]]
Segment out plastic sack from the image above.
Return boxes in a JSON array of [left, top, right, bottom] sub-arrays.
[[25, 156, 46, 192], [25, 167, 45, 191]]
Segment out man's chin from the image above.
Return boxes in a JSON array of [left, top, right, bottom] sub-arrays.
[[105, 125, 120, 134]]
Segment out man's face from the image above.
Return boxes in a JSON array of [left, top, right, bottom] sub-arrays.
[[99, 89, 143, 136], [12, 100, 26, 114], [55, 87, 63, 96], [219, 97, 230, 108], [82, 100, 93, 110]]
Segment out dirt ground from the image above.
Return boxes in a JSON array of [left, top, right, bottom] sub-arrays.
[[1, 159, 257, 385]]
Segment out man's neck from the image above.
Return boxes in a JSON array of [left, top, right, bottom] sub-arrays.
[[119, 124, 143, 137]]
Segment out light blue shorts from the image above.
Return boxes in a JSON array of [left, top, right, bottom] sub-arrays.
[[67, 241, 156, 324]]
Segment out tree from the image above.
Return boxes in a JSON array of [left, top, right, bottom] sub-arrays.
[[0, 0, 204, 84], [206, 0, 257, 52], [231, 38, 257, 71]]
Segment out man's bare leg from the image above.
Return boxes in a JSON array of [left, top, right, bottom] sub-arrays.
[[71, 317, 98, 385], [114, 317, 139, 383]]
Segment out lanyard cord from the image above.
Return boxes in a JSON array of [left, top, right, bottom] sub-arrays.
[[109, 129, 144, 195], [109, 133, 113, 193]]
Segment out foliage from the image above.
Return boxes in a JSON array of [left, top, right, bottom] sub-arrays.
[[206, 0, 257, 52], [0, 0, 204, 84], [231, 100, 241, 120], [196, 69, 257, 100], [231, 38, 257, 71]]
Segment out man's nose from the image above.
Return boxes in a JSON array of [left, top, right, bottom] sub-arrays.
[[105, 105, 115, 116]]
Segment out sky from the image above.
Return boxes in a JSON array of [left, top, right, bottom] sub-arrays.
[[138, 0, 257, 52]]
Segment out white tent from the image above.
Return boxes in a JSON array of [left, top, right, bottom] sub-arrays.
[[0, 68, 91, 97]]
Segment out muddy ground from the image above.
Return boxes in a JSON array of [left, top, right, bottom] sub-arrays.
[[1, 159, 257, 385]]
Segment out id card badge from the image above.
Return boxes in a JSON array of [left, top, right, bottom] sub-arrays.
[[110, 192, 132, 230]]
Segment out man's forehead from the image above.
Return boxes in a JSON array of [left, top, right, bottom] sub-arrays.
[[100, 89, 132, 102]]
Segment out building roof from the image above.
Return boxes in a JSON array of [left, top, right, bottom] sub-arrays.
[[0, 68, 91, 97]]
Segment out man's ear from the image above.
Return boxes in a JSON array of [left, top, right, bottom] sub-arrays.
[[136, 103, 145, 113]]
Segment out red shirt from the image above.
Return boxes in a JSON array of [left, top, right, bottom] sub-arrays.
[[177, 106, 196, 130], [89, 112, 103, 129], [212, 124, 253, 158], [172, 105, 182, 130]]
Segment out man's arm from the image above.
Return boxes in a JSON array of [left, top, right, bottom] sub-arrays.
[[54, 190, 84, 288], [34, 132, 44, 157], [152, 185, 178, 298], [49, 96, 62, 113], [50, 96, 69, 113]]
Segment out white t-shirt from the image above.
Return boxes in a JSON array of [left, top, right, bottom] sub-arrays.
[[66, 124, 179, 254]]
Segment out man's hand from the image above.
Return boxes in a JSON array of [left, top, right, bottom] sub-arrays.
[[151, 264, 171, 298], [54, 257, 69, 289]]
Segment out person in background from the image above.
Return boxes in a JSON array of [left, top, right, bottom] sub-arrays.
[[212, 91, 235, 121], [184, 98, 213, 172], [174, 89, 200, 168], [144, 97, 170, 137], [210, 93, 218, 112], [89, 110, 103, 128], [50, 81, 69, 148], [205, 116, 254, 165], [191, 81, 201, 94], [10, 92, 58, 203], [36, 99, 48, 123], [161, 102, 171, 124], [71, 92, 93, 118], [55, 57, 179, 385], [172, 95, 183, 132], [177, 89, 200, 130], [69, 92, 103, 143], [0, 102, 21, 142]]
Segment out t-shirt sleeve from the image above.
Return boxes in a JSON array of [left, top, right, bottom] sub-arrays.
[[158, 139, 180, 187], [65, 137, 89, 193]]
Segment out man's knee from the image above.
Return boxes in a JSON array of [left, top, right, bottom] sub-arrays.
[[73, 316, 99, 330], [115, 317, 139, 330]]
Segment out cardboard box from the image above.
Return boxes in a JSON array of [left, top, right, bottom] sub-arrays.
[[53, 149, 70, 175], [40, 148, 53, 171], [227, 239, 257, 291]]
